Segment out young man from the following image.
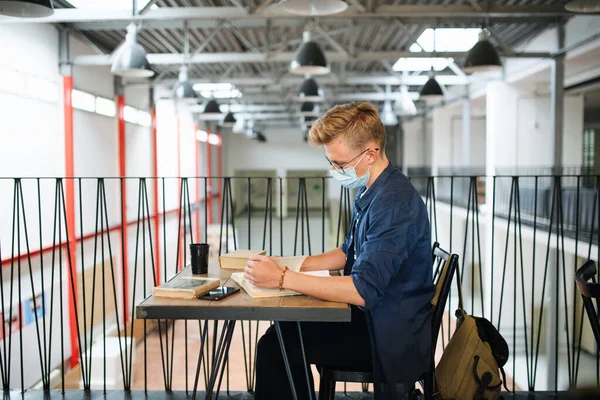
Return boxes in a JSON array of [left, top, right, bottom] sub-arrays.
[[245, 102, 434, 399]]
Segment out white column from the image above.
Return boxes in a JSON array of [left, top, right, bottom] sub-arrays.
[[462, 85, 472, 167], [546, 22, 565, 391]]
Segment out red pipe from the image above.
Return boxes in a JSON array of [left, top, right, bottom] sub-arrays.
[[117, 95, 130, 323], [217, 132, 223, 222], [206, 128, 213, 225], [1, 203, 212, 268], [177, 118, 183, 271], [63, 76, 79, 369], [151, 107, 161, 284], [194, 123, 201, 244]]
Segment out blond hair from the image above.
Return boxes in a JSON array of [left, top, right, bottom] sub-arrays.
[[308, 102, 386, 152]]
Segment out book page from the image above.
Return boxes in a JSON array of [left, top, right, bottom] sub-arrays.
[[273, 256, 307, 272], [231, 269, 330, 299], [157, 277, 219, 291]]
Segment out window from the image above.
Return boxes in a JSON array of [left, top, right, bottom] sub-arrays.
[[72, 89, 96, 112], [25, 76, 59, 103], [124, 106, 139, 124], [583, 128, 595, 169], [0, 67, 59, 104], [138, 111, 152, 127], [0, 66, 26, 95], [208, 133, 220, 146], [196, 130, 208, 142], [95, 97, 116, 117]]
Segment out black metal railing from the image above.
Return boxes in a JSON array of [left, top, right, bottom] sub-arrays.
[[0, 173, 599, 394]]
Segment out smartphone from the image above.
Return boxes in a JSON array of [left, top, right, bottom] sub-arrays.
[[198, 286, 240, 301]]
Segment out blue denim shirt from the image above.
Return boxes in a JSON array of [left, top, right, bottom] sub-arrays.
[[341, 163, 434, 396]]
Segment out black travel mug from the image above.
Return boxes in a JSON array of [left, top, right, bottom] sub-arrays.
[[190, 243, 210, 275]]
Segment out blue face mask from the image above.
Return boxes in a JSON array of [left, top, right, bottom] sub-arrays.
[[329, 152, 371, 189]]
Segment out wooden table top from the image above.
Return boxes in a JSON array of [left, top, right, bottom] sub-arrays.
[[136, 261, 351, 322]]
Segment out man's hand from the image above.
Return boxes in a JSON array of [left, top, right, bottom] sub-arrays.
[[244, 255, 282, 288]]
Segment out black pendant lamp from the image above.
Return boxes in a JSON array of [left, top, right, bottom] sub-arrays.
[[302, 115, 317, 127], [565, 0, 600, 13], [222, 112, 236, 128], [172, 66, 197, 103], [290, 30, 330, 75], [112, 23, 155, 78], [380, 100, 398, 126], [278, 0, 348, 16], [203, 99, 222, 117], [0, 0, 54, 17], [298, 77, 324, 102], [255, 131, 267, 143], [463, 30, 502, 73], [302, 124, 309, 142], [300, 102, 319, 116], [419, 69, 444, 101]]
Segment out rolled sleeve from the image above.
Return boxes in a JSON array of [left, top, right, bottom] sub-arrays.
[[352, 251, 403, 309], [350, 201, 421, 310]]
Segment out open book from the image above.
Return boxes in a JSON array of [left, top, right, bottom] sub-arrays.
[[153, 276, 220, 299], [230, 256, 330, 298]]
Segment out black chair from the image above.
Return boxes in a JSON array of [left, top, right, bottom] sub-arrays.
[[318, 242, 460, 400], [575, 260, 600, 350]]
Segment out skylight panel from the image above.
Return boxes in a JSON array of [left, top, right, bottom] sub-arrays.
[[410, 28, 481, 53], [392, 57, 450, 72], [193, 83, 243, 99]]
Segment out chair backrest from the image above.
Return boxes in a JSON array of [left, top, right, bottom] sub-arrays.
[[575, 260, 600, 351], [430, 242, 460, 350]]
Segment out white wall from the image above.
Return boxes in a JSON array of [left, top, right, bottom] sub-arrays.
[[0, 23, 205, 390], [223, 126, 343, 218], [402, 116, 432, 171], [486, 81, 584, 172], [225, 126, 338, 195]]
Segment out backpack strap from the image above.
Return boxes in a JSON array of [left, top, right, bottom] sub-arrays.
[[499, 367, 511, 393], [455, 264, 465, 313], [472, 356, 501, 400]]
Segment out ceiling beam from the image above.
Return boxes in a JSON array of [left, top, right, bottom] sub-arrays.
[[167, 92, 422, 104], [70, 16, 566, 32], [74, 50, 550, 66], [333, 92, 420, 101], [0, 5, 570, 27], [196, 112, 293, 120], [130, 74, 470, 88]]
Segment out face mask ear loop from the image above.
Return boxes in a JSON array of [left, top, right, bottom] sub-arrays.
[[352, 150, 368, 170]]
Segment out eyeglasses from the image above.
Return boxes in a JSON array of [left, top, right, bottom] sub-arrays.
[[325, 148, 379, 175]]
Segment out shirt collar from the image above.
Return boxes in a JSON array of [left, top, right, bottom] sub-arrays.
[[355, 162, 395, 211]]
